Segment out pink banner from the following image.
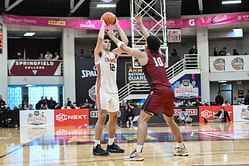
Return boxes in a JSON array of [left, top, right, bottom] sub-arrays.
[[3, 12, 249, 29], [167, 12, 249, 28], [3, 14, 131, 30]]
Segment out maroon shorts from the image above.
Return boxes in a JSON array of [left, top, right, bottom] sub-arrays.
[[142, 86, 174, 117]]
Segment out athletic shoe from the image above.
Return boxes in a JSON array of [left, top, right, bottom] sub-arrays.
[[107, 143, 125, 153], [93, 144, 109, 156], [124, 150, 144, 161], [174, 144, 189, 156]]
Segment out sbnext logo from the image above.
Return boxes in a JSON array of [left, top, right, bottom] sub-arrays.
[[56, 113, 87, 122]]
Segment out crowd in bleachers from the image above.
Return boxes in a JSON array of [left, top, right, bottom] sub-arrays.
[[168, 44, 248, 67], [10, 50, 62, 60]]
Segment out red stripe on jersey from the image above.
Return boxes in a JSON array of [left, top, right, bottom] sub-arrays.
[[96, 64, 101, 111]]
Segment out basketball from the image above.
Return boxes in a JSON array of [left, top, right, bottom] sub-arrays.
[[101, 12, 116, 26]]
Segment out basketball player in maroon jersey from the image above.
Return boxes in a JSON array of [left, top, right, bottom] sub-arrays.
[[108, 16, 188, 160]]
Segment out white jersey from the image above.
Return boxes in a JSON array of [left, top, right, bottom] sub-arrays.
[[95, 51, 118, 93]]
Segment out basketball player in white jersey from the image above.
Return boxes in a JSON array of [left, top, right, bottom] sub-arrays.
[[93, 18, 128, 156]]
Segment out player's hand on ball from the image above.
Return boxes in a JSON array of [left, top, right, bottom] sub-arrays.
[[107, 29, 117, 38]]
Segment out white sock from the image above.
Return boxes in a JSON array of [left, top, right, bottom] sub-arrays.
[[136, 145, 143, 153], [94, 140, 100, 147], [108, 137, 115, 145], [176, 142, 185, 148]]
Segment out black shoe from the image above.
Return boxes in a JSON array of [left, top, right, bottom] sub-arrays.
[[107, 143, 125, 153], [93, 144, 109, 156]]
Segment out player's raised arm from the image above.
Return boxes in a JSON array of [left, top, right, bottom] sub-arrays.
[[107, 30, 146, 63], [114, 19, 128, 45], [94, 20, 105, 63], [135, 15, 150, 39]]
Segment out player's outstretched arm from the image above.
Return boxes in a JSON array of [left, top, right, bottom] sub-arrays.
[[108, 30, 145, 60], [94, 20, 105, 63], [135, 15, 150, 39], [115, 19, 128, 45]]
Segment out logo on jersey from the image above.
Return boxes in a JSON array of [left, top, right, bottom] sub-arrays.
[[104, 57, 116, 63]]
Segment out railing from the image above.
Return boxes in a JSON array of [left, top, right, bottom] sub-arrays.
[[119, 54, 200, 101]]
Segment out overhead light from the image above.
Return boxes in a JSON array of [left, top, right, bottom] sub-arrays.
[[233, 28, 242, 32], [96, 4, 116, 8], [218, 81, 227, 83], [101, 0, 113, 2], [24, 32, 35, 36], [233, 28, 243, 36], [25, 84, 33, 87], [222, 0, 241, 5]]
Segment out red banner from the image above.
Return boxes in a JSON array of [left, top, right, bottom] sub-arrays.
[[199, 106, 233, 123], [8, 60, 62, 76], [54, 109, 89, 127]]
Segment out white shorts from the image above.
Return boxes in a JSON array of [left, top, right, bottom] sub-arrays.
[[96, 88, 119, 112]]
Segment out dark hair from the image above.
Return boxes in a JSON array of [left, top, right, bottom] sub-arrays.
[[146, 35, 161, 52], [104, 35, 111, 40]]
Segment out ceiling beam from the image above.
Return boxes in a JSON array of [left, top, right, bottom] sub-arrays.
[[70, 0, 86, 14], [5, 0, 24, 11], [70, 0, 75, 10], [198, 0, 203, 13]]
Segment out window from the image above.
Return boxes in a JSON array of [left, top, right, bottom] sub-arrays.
[[8, 87, 22, 109], [28, 86, 59, 108]]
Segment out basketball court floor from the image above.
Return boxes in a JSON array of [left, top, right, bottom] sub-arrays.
[[0, 122, 249, 166]]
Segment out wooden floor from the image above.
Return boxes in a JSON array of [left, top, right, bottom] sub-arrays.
[[0, 122, 249, 166]]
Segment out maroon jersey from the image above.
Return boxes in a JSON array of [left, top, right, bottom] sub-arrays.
[[142, 50, 171, 89]]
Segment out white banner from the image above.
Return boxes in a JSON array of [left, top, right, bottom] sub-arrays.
[[167, 29, 181, 43], [20, 109, 54, 127], [233, 105, 249, 122], [210, 55, 249, 72]]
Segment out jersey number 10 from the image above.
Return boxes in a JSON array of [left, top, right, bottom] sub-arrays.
[[153, 57, 164, 67]]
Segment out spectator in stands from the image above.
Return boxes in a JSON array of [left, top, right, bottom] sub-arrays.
[[40, 103, 48, 110], [214, 47, 219, 56], [36, 96, 45, 109], [183, 100, 193, 107], [38, 53, 44, 59], [53, 52, 60, 60], [192, 99, 203, 106], [222, 101, 231, 106], [0, 95, 7, 109], [21, 100, 29, 110], [169, 49, 180, 66], [218, 47, 227, 56], [178, 108, 192, 124], [214, 107, 231, 122], [17, 52, 23, 59], [66, 97, 75, 109], [215, 92, 224, 105], [189, 44, 197, 54], [28, 104, 34, 110], [124, 100, 136, 127], [48, 97, 57, 109], [44, 51, 53, 60], [233, 49, 239, 55], [81, 99, 90, 108], [245, 90, 249, 105]]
